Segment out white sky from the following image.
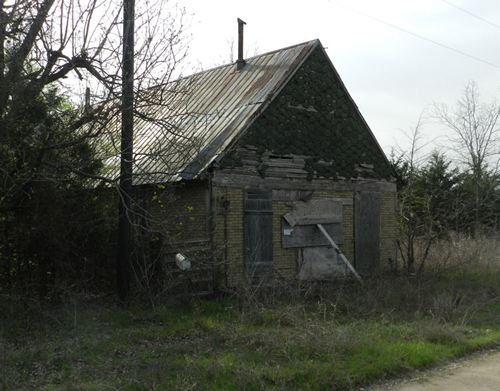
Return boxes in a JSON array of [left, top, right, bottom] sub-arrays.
[[180, 0, 500, 155]]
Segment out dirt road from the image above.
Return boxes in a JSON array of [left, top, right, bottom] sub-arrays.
[[372, 349, 500, 390]]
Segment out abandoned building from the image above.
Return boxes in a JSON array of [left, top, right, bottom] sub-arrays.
[[100, 37, 398, 291]]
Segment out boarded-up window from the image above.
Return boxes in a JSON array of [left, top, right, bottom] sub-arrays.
[[282, 222, 343, 248], [298, 247, 347, 280], [283, 198, 347, 281], [244, 189, 273, 282]]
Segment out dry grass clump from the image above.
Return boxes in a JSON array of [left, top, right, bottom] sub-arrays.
[[423, 234, 500, 270]]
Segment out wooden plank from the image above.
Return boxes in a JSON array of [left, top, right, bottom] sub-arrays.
[[298, 247, 347, 280], [354, 191, 381, 273], [240, 159, 260, 166], [264, 160, 306, 169], [265, 174, 309, 180], [316, 223, 363, 284], [272, 190, 313, 201], [265, 167, 308, 175], [282, 222, 343, 248], [212, 172, 397, 192], [283, 199, 343, 227]]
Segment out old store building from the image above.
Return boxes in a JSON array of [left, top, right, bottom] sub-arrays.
[[100, 38, 397, 291]]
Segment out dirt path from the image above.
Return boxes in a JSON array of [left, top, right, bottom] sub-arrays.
[[371, 349, 500, 390]]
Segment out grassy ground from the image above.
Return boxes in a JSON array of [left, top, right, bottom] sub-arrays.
[[3, 266, 500, 390]]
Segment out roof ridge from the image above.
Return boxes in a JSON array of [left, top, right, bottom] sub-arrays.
[[169, 39, 320, 85]]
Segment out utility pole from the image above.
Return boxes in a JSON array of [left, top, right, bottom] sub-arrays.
[[117, 0, 135, 300]]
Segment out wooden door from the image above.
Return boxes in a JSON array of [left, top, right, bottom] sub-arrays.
[[355, 191, 381, 274], [244, 189, 273, 282]]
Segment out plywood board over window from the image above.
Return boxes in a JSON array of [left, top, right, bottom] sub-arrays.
[[283, 199, 343, 227], [298, 247, 348, 280], [282, 222, 343, 248], [282, 198, 349, 280]]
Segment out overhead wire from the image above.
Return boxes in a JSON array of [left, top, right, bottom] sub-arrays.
[[440, 0, 500, 31], [329, 0, 500, 70]]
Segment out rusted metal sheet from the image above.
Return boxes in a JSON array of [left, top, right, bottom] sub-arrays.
[[97, 40, 319, 185]]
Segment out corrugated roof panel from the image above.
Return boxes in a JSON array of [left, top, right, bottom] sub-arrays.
[[98, 40, 319, 185]]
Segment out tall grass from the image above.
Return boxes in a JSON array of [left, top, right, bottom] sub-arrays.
[[2, 237, 500, 390]]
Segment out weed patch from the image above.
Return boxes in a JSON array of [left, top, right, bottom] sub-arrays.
[[4, 269, 500, 390]]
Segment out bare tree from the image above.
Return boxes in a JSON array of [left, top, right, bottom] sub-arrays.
[[0, 0, 193, 297], [392, 116, 431, 273], [434, 81, 500, 236], [0, 0, 189, 139]]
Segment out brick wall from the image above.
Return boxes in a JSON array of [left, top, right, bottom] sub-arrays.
[[212, 185, 400, 286], [379, 191, 398, 269], [146, 181, 209, 244], [134, 182, 398, 288], [213, 186, 245, 286], [272, 201, 298, 279]]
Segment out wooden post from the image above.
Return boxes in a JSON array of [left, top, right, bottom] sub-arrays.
[[117, 0, 135, 301]]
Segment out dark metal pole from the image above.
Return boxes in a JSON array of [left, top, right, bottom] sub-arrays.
[[117, 0, 135, 300]]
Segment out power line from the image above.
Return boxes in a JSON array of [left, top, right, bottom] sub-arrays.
[[329, 0, 500, 70], [440, 0, 500, 31]]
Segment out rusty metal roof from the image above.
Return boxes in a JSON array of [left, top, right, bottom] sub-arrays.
[[98, 39, 319, 185]]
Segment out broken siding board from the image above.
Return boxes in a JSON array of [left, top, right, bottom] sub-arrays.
[[212, 172, 397, 192], [282, 222, 343, 248], [226, 147, 309, 175], [265, 161, 306, 169], [266, 173, 309, 180], [265, 168, 309, 175]]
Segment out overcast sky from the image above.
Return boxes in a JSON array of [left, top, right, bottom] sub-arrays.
[[180, 0, 500, 155]]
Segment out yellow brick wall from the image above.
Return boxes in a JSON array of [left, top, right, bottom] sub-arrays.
[[140, 182, 398, 286], [379, 191, 398, 269], [212, 186, 397, 286], [272, 201, 297, 279], [147, 182, 209, 244], [213, 186, 245, 286]]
